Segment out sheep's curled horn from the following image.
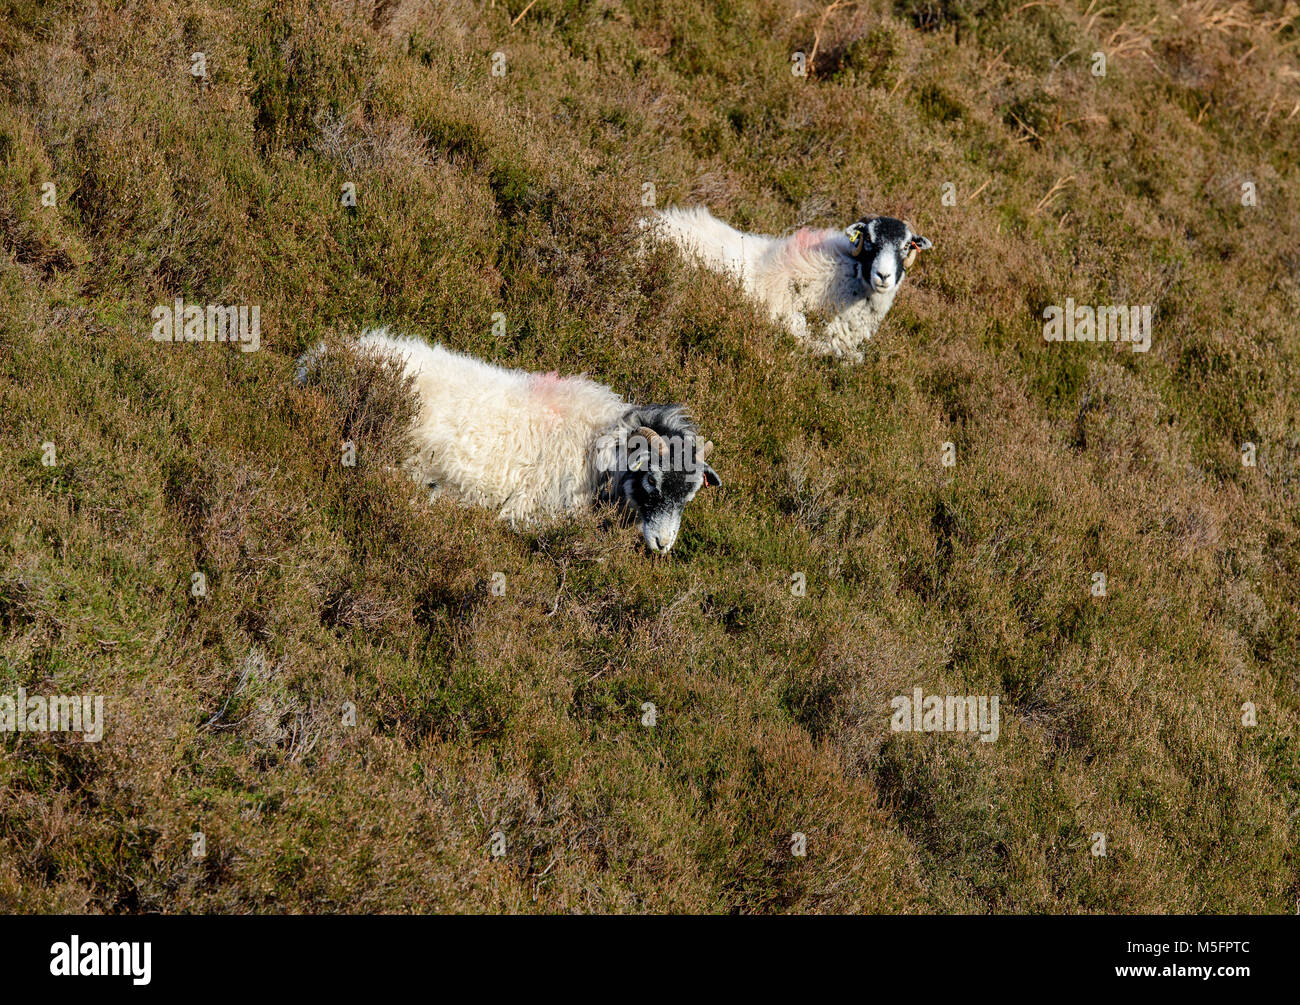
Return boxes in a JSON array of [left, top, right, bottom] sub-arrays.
[[903, 221, 919, 270], [629, 427, 715, 472], [630, 426, 669, 470]]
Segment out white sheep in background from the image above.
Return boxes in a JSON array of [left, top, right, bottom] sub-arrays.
[[296, 329, 720, 554], [644, 206, 932, 362]]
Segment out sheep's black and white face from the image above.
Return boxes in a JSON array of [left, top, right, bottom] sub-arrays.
[[599, 408, 721, 554], [845, 216, 932, 297], [621, 463, 719, 554]]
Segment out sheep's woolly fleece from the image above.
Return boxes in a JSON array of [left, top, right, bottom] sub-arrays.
[[299, 329, 633, 524], [645, 206, 923, 361]]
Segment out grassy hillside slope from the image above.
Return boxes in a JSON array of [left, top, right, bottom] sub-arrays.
[[1, 0, 1298, 912]]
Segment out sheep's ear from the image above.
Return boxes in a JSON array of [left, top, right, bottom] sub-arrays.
[[903, 235, 932, 270], [844, 222, 867, 254], [701, 464, 721, 487]]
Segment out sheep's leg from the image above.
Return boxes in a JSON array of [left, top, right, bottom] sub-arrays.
[[783, 310, 810, 342], [818, 313, 873, 364], [804, 320, 864, 363], [784, 311, 864, 364]]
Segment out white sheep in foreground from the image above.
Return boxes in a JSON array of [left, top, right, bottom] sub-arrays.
[[644, 206, 932, 362], [296, 329, 720, 554]]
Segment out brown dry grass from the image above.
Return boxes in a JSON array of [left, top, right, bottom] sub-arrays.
[[0, 0, 1297, 913]]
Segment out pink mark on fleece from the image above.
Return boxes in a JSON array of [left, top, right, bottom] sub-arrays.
[[530, 371, 568, 422], [792, 228, 820, 252], [788, 227, 836, 261]]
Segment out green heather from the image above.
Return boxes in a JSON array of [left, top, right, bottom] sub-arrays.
[[0, 0, 1297, 912]]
